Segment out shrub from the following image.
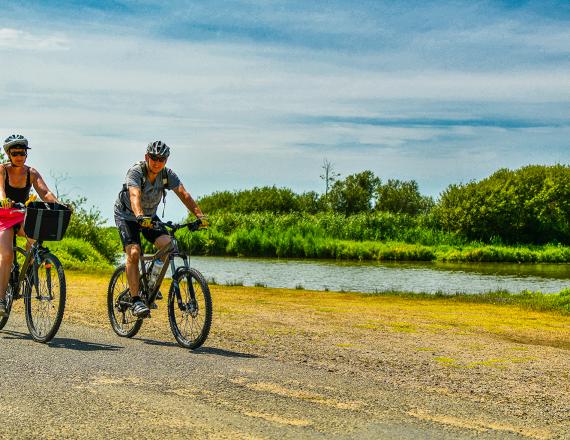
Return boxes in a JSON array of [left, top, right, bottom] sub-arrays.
[[435, 164, 570, 244]]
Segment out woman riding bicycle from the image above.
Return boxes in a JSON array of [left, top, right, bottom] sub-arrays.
[[113, 141, 207, 318], [0, 134, 62, 317]]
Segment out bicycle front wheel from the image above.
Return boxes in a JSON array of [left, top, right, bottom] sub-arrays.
[[107, 264, 143, 338], [168, 267, 212, 349], [25, 252, 66, 343]]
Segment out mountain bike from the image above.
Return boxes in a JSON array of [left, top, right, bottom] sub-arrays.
[[0, 202, 70, 343], [107, 219, 212, 349]]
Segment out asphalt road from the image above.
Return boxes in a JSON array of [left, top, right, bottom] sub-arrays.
[[0, 314, 541, 440]]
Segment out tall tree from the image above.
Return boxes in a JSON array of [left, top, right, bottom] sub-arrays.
[[375, 179, 433, 216], [320, 158, 340, 208], [328, 171, 380, 215]]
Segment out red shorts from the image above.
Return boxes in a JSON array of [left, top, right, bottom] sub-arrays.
[[0, 208, 25, 232]]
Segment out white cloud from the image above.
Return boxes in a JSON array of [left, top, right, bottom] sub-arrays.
[[0, 17, 568, 221], [0, 28, 69, 51]]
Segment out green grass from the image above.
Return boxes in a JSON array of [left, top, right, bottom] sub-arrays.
[[17, 236, 114, 272], [367, 288, 570, 316], [173, 212, 570, 263]]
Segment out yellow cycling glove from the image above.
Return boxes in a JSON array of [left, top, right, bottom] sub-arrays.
[[0, 198, 12, 208], [25, 194, 37, 206], [137, 215, 153, 228]]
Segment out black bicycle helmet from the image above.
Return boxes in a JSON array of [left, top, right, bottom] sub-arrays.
[[146, 141, 170, 158]]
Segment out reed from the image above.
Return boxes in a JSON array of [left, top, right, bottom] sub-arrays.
[[174, 212, 570, 263]]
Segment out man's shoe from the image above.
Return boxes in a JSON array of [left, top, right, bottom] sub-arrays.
[[0, 299, 8, 318], [131, 300, 150, 318]]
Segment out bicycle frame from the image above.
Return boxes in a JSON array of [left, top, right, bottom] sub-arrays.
[[138, 223, 192, 306], [11, 239, 49, 300]]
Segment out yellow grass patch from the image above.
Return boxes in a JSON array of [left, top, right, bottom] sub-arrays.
[[61, 272, 570, 356]]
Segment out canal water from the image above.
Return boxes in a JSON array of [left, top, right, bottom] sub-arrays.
[[186, 256, 570, 294]]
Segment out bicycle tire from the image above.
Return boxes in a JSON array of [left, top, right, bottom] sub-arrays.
[[168, 267, 212, 349], [0, 248, 29, 330], [107, 264, 143, 338], [0, 248, 26, 330], [0, 284, 14, 330], [25, 252, 66, 343]]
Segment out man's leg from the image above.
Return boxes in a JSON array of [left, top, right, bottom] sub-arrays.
[[116, 216, 150, 318], [125, 243, 141, 299], [154, 234, 172, 255], [125, 243, 150, 317], [151, 235, 172, 301]]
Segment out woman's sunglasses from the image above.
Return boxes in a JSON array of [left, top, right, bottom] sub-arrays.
[[148, 154, 167, 162], [10, 151, 27, 157]]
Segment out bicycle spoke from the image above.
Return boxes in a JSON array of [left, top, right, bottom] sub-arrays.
[[26, 254, 66, 343], [107, 265, 142, 338], [31, 264, 60, 336], [168, 268, 212, 349]]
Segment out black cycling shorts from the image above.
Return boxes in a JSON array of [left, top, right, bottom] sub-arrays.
[[115, 215, 168, 249]]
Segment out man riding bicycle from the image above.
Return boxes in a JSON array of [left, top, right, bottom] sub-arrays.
[[114, 141, 207, 318], [0, 134, 62, 317]]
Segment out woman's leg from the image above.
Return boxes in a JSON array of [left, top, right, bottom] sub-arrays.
[[0, 227, 15, 301], [15, 224, 34, 250]]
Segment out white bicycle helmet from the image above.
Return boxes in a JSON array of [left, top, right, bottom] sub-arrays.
[[3, 134, 30, 154], [146, 141, 170, 158]]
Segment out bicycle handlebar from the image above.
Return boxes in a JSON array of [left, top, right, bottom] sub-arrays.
[[152, 218, 205, 233]]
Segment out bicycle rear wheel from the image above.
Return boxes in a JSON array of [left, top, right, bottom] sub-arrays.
[[0, 285, 14, 330], [0, 248, 27, 330], [168, 267, 212, 349], [25, 252, 66, 343], [107, 264, 143, 338]]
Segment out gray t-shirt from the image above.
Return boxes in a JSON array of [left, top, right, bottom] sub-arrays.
[[114, 162, 181, 221]]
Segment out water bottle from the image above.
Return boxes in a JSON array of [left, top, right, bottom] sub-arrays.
[[149, 259, 163, 289]]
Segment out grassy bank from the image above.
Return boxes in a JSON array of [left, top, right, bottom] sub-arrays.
[[61, 271, 570, 321], [52, 230, 570, 267], [44, 272, 570, 355], [58, 211, 570, 264], [17, 237, 114, 272], [176, 228, 570, 263]]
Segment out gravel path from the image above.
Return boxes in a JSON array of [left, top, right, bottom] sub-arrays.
[[1, 280, 570, 439]]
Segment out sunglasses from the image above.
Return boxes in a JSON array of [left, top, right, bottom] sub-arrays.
[[148, 154, 167, 163], [10, 151, 27, 157]]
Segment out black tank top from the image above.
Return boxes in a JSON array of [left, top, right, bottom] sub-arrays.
[[5, 166, 31, 203]]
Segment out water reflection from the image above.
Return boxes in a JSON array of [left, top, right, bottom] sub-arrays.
[[187, 256, 570, 294]]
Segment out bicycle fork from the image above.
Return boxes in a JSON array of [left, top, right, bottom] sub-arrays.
[[32, 248, 53, 301], [172, 264, 198, 314]]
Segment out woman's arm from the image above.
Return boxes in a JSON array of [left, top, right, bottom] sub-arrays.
[[30, 168, 60, 203], [0, 165, 7, 200]]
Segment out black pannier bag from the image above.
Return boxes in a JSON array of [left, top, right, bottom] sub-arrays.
[[23, 202, 72, 241]]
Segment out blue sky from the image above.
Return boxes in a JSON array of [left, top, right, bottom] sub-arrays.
[[1, 0, 568, 221]]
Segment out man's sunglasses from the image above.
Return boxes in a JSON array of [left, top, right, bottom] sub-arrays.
[[148, 154, 167, 162], [10, 151, 27, 157]]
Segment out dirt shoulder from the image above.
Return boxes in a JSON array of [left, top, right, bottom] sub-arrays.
[[4, 271, 570, 439]]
